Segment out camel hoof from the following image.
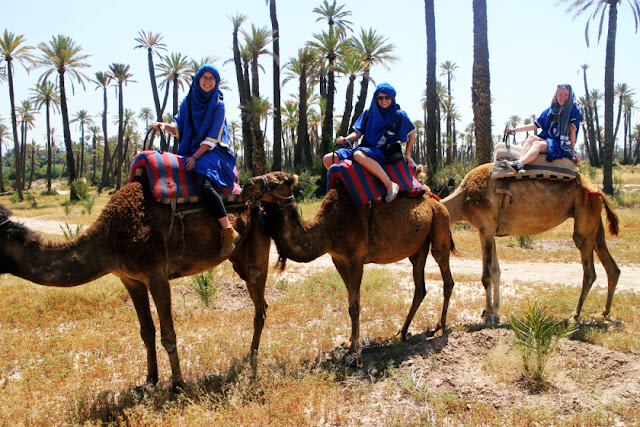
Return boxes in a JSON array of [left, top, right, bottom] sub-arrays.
[[146, 375, 158, 386], [396, 330, 408, 341], [171, 380, 186, 394]]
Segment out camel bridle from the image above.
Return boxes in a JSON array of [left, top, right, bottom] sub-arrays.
[[245, 175, 295, 209]]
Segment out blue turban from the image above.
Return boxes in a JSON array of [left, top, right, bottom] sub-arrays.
[[363, 83, 399, 145]]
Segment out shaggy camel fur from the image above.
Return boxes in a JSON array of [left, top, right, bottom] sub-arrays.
[[0, 178, 279, 391], [442, 163, 620, 323], [242, 171, 456, 353]]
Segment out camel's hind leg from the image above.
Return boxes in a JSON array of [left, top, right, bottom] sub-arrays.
[[121, 277, 158, 385], [332, 258, 364, 353], [595, 219, 620, 317], [571, 215, 598, 321], [479, 229, 500, 324], [430, 208, 456, 333], [147, 277, 183, 390], [398, 240, 430, 340]]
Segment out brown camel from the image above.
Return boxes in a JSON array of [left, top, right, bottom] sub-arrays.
[[0, 176, 287, 390], [442, 163, 620, 324], [241, 171, 456, 353]]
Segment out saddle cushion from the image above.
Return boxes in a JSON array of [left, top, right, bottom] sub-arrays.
[[327, 159, 426, 208], [129, 150, 242, 204], [492, 142, 576, 181]]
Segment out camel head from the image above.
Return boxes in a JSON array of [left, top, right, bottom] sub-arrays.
[[241, 171, 298, 205], [0, 204, 23, 274]]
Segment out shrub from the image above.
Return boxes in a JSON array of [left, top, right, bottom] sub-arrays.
[[189, 269, 219, 307], [61, 200, 73, 215], [25, 192, 37, 208], [60, 223, 84, 240], [509, 301, 576, 384], [70, 179, 91, 201]]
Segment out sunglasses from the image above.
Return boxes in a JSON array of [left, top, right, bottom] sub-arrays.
[[557, 84, 570, 89], [376, 95, 393, 101]]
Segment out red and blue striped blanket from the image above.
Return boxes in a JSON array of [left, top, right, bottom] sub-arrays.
[[327, 159, 426, 208], [129, 150, 241, 204]]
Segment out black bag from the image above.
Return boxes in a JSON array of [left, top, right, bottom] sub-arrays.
[[386, 143, 403, 163]]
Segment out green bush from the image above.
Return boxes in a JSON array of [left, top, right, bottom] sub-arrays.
[[189, 269, 219, 307], [70, 179, 91, 201], [60, 223, 84, 240]]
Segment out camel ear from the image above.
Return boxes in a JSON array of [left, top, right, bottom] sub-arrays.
[[288, 174, 299, 186]]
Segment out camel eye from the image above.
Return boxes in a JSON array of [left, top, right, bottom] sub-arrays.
[[268, 181, 279, 190]]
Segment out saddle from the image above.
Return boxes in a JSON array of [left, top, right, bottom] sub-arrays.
[[491, 142, 576, 181]]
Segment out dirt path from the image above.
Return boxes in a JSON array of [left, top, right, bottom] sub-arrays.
[[14, 215, 639, 293]]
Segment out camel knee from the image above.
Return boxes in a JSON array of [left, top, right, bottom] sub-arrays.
[[573, 232, 588, 249], [161, 338, 177, 354], [431, 249, 447, 263], [248, 266, 263, 283]]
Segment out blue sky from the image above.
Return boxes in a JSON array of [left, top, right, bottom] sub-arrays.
[[1, 0, 639, 152]]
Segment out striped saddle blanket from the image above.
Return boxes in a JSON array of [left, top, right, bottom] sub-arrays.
[[129, 150, 242, 204], [327, 159, 426, 208]]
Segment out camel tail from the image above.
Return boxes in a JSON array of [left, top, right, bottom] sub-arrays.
[[602, 193, 620, 236], [275, 254, 288, 272], [450, 233, 462, 257]]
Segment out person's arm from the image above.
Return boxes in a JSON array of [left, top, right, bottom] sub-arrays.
[[336, 130, 362, 145], [153, 121, 178, 136], [185, 143, 210, 170], [508, 123, 537, 134], [404, 130, 416, 163], [570, 123, 580, 164]]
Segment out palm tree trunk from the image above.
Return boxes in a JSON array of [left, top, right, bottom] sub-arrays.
[[320, 67, 335, 155], [602, 2, 617, 195], [269, 0, 283, 171], [6, 60, 23, 200], [350, 69, 370, 130], [99, 87, 110, 192], [59, 70, 78, 200], [472, 0, 492, 165], [339, 76, 356, 137], [45, 102, 52, 192], [424, 0, 438, 184], [115, 82, 124, 190], [582, 68, 600, 166]]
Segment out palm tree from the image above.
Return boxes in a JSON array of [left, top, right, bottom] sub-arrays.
[[88, 125, 102, 183], [156, 52, 190, 152], [560, 0, 640, 193], [36, 34, 90, 200], [0, 30, 34, 200], [29, 80, 60, 192], [71, 109, 93, 177], [336, 51, 365, 137], [440, 60, 458, 156], [633, 123, 640, 164], [472, 0, 493, 165], [349, 28, 398, 131], [16, 100, 37, 188], [622, 96, 636, 163], [138, 106, 154, 149], [313, 0, 354, 38], [108, 63, 135, 190], [265, 0, 283, 171], [579, 64, 600, 165], [613, 83, 634, 144], [94, 71, 112, 191], [424, 1, 438, 183], [0, 118, 9, 192]]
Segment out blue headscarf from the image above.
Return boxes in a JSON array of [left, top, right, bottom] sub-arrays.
[[549, 83, 576, 140], [363, 83, 399, 145], [180, 65, 221, 146]]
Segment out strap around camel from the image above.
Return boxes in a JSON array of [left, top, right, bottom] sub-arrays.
[[129, 150, 242, 205], [491, 142, 576, 181]]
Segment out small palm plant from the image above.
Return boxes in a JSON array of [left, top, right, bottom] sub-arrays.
[[189, 269, 219, 307], [509, 301, 576, 383], [60, 223, 84, 240]]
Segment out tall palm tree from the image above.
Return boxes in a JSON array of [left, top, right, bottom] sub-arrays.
[[241, 24, 273, 100], [229, 14, 252, 173], [88, 125, 102, 183], [439, 60, 458, 157], [336, 51, 365, 137], [138, 106, 153, 134], [472, 0, 492, 165], [633, 123, 640, 164], [156, 52, 189, 152], [424, 0, 438, 183], [16, 100, 37, 188], [283, 47, 318, 169], [313, 0, 354, 38], [265, 0, 283, 171], [308, 28, 350, 155], [94, 71, 112, 191], [29, 80, 60, 192], [0, 30, 34, 200], [579, 64, 600, 166], [622, 96, 636, 163], [613, 82, 634, 143], [108, 63, 135, 190], [0, 118, 9, 192], [36, 34, 90, 200], [560, 0, 640, 193], [71, 109, 93, 177], [349, 28, 398, 130]]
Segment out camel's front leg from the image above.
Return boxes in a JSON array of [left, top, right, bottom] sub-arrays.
[[399, 243, 429, 340], [479, 230, 499, 324], [594, 219, 620, 317], [121, 277, 158, 385], [148, 277, 183, 391], [572, 227, 597, 321], [333, 258, 364, 353]]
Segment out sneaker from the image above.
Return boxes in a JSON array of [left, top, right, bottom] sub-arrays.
[[385, 182, 400, 203], [220, 226, 241, 257], [502, 160, 525, 174]]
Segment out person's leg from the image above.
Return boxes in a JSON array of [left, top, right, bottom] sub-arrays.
[[519, 139, 548, 165], [196, 175, 240, 256], [323, 152, 339, 170], [504, 135, 546, 172], [352, 150, 399, 202]]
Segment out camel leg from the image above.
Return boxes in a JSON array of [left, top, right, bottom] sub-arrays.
[[147, 277, 183, 391], [571, 226, 597, 321], [594, 219, 620, 317], [333, 257, 364, 353], [479, 230, 498, 324], [490, 238, 501, 324], [121, 277, 158, 385], [398, 242, 430, 340], [432, 240, 455, 333]]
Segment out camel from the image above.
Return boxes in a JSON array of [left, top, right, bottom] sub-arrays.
[[442, 163, 621, 324], [241, 171, 456, 354], [0, 175, 291, 391]]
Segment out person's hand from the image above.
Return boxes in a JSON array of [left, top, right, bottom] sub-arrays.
[[404, 154, 414, 166], [186, 156, 197, 170], [153, 122, 163, 130], [336, 136, 347, 144], [573, 154, 580, 165]]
